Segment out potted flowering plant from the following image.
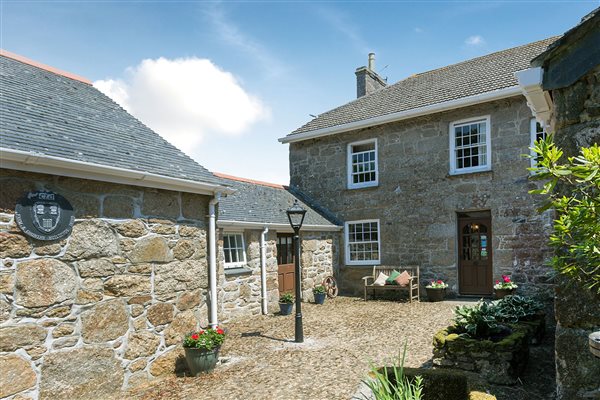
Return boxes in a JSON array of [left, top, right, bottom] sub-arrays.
[[313, 285, 327, 305], [279, 293, 294, 315], [183, 327, 226, 376], [494, 275, 518, 299], [425, 279, 448, 302]]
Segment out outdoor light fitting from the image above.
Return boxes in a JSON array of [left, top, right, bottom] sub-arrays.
[[286, 199, 306, 231]]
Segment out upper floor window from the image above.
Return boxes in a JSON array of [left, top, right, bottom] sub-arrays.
[[530, 118, 547, 170], [345, 219, 381, 265], [348, 139, 378, 189], [223, 233, 246, 269], [449, 116, 491, 175]]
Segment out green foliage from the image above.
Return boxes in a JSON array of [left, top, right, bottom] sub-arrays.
[[492, 295, 543, 323], [279, 293, 294, 304], [453, 301, 500, 338], [183, 327, 225, 350], [363, 342, 423, 400], [313, 285, 327, 294], [529, 136, 600, 294]]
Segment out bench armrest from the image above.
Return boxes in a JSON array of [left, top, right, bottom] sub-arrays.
[[362, 276, 374, 285]]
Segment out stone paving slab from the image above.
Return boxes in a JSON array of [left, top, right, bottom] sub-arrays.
[[126, 297, 460, 400]]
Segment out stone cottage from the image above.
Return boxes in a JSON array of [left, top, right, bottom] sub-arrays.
[[0, 51, 335, 399], [213, 172, 340, 321], [281, 37, 559, 297], [516, 8, 599, 399]]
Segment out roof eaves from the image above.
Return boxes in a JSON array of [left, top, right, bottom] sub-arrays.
[[279, 86, 522, 144], [1, 148, 235, 196]]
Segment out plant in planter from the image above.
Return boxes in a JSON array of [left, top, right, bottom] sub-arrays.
[[425, 279, 448, 302], [493, 295, 545, 344], [183, 327, 226, 376], [279, 293, 294, 315], [313, 285, 327, 305], [493, 275, 518, 299]]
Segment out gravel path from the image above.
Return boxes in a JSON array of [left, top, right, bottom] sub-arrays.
[[127, 297, 461, 400]]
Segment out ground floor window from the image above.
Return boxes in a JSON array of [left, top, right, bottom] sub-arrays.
[[345, 220, 380, 265], [223, 233, 246, 268], [530, 118, 547, 170]]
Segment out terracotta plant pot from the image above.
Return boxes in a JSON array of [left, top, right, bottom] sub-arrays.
[[279, 302, 293, 315], [314, 292, 326, 304], [494, 288, 515, 299], [426, 288, 446, 302], [184, 347, 220, 376]]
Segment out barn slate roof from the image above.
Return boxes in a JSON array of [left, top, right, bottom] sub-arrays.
[[288, 36, 559, 137], [215, 173, 340, 228], [0, 52, 225, 187]]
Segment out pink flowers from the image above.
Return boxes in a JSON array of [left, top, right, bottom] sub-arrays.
[[494, 275, 518, 290]]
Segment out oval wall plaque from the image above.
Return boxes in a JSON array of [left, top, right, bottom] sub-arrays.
[[15, 191, 75, 241]]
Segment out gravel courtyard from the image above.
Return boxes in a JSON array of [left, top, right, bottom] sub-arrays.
[[127, 297, 460, 400]]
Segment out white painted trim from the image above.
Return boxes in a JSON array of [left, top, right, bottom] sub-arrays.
[[216, 219, 342, 232], [0, 148, 235, 196], [344, 219, 381, 266], [514, 68, 553, 127], [222, 232, 247, 269], [449, 115, 492, 175], [347, 138, 379, 189], [279, 86, 522, 144], [208, 194, 220, 329]]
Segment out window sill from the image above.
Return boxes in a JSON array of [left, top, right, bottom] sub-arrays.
[[224, 266, 253, 277], [446, 169, 493, 179], [345, 263, 381, 268], [348, 182, 379, 190]]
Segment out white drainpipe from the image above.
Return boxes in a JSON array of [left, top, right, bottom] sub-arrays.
[[260, 227, 269, 315], [208, 193, 221, 328]]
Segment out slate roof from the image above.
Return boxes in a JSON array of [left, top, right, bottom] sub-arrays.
[[215, 174, 339, 228], [0, 52, 224, 186], [288, 37, 559, 137]]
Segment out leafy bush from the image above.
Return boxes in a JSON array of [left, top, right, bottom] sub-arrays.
[[529, 137, 600, 294], [453, 301, 501, 339], [313, 285, 327, 294], [279, 293, 294, 304], [183, 327, 225, 350], [492, 295, 543, 323], [363, 342, 423, 400]]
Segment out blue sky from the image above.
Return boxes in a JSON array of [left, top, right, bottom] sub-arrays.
[[2, 1, 597, 184]]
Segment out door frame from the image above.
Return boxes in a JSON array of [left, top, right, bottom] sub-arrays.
[[276, 233, 296, 295], [457, 211, 493, 295]]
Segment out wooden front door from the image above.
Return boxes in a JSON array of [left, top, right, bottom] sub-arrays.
[[277, 234, 295, 294], [458, 213, 493, 295]]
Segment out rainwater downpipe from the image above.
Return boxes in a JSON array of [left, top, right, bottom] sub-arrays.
[[260, 227, 269, 315], [208, 193, 221, 328]]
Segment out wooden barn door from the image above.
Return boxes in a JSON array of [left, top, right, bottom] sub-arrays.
[[277, 234, 295, 294], [458, 213, 493, 295]]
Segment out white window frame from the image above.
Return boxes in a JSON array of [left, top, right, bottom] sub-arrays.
[[347, 139, 379, 189], [449, 116, 492, 175], [530, 118, 547, 171], [222, 232, 247, 269], [345, 219, 381, 266]]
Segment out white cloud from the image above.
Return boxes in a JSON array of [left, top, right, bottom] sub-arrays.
[[465, 35, 485, 46], [94, 57, 270, 153]]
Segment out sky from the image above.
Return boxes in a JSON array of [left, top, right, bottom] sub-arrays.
[[1, 1, 598, 185]]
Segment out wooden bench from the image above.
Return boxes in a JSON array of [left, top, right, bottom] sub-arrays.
[[362, 265, 420, 302]]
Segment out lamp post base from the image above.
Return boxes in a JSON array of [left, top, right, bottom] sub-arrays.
[[295, 312, 304, 343]]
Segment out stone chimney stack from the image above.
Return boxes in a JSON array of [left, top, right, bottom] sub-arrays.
[[355, 52, 387, 98]]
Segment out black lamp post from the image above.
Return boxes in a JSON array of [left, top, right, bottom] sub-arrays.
[[286, 199, 306, 343]]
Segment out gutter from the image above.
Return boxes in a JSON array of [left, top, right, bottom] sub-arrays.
[[514, 67, 553, 127], [0, 148, 235, 196], [260, 227, 269, 315], [208, 194, 220, 328], [217, 219, 342, 232], [279, 86, 523, 144]]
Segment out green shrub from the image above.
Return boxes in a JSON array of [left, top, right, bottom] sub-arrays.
[[313, 285, 327, 294], [279, 293, 294, 304], [492, 295, 543, 323], [453, 301, 501, 339], [529, 137, 600, 294], [363, 343, 423, 400]]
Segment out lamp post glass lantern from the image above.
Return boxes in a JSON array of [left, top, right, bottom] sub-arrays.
[[286, 200, 306, 343]]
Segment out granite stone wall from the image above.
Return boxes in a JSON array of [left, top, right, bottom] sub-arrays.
[[301, 232, 338, 301], [551, 66, 600, 400], [290, 97, 553, 297], [0, 169, 210, 399]]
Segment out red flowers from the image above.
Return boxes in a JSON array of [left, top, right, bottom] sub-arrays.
[[502, 275, 511, 283], [184, 327, 227, 350], [191, 333, 199, 340], [437, 280, 443, 284], [216, 328, 224, 335]]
